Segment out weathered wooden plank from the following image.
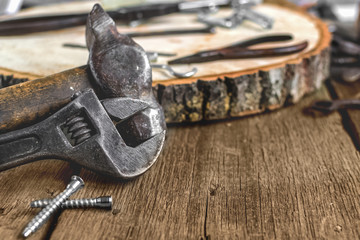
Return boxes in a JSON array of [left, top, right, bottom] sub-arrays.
[[44, 86, 360, 239], [330, 80, 360, 149], [0, 160, 76, 239]]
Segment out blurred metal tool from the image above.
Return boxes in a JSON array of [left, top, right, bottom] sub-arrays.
[[151, 64, 198, 78], [198, 0, 273, 29], [62, 43, 194, 78], [331, 35, 360, 82], [0, 0, 236, 35], [169, 34, 307, 64], [147, 52, 177, 62], [0, 0, 23, 15], [311, 99, 360, 113], [332, 35, 360, 56]]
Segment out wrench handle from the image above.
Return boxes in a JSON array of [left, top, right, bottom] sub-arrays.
[[0, 127, 43, 171], [0, 66, 92, 133]]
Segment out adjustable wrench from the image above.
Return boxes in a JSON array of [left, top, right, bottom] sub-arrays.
[[0, 89, 165, 179], [0, 5, 166, 178]]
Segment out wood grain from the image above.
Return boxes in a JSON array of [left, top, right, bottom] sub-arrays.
[[21, 86, 356, 240], [0, 160, 78, 239]]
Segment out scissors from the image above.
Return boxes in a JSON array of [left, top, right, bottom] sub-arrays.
[[168, 34, 308, 64]]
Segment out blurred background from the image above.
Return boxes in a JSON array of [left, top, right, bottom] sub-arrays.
[[0, 0, 359, 82]]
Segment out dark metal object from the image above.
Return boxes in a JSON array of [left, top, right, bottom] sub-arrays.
[[332, 35, 360, 56], [62, 26, 214, 43], [31, 196, 112, 209], [311, 99, 360, 113], [168, 34, 308, 64], [0, 4, 166, 178], [198, 0, 273, 30], [0, 89, 165, 178], [331, 34, 360, 82], [62, 44, 197, 78], [151, 64, 197, 78], [0, 74, 28, 89], [126, 26, 215, 38], [308, 3, 338, 21], [23, 175, 84, 238], [0, 0, 230, 36]]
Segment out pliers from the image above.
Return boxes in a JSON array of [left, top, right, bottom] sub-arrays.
[[168, 34, 309, 64]]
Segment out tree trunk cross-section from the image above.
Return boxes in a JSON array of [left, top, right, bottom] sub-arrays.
[[0, 2, 331, 124], [154, 34, 330, 123]]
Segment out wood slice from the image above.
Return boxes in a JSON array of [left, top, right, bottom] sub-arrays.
[[0, 1, 331, 123]]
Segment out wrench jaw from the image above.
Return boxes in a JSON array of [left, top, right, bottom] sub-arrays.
[[86, 4, 153, 100], [108, 130, 166, 179], [0, 89, 165, 179], [82, 4, 167, 178], [63, 89, 166, 179], [99, 97, 166, 178], [0, 5, 167, 179]]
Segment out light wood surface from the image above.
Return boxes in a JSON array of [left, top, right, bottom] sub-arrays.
[[0, 2, 331, 123], [0, 3, 323, 81]]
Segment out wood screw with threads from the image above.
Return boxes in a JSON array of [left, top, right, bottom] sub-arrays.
[[22, 176, 84, 238], [30, 196, 112, 209]]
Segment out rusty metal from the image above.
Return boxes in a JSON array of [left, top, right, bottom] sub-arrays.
[[0, 89, 166, 178], [0, 4, 166, 178], [168, 34, 308, 64]]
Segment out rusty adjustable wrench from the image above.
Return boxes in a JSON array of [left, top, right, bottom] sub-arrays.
[[0, 4, 160, 134], [0, 89, 165, 178], [0, 5, 166, 178]]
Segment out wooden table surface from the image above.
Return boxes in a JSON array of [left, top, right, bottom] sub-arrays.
[[1, 78, 360, 239]]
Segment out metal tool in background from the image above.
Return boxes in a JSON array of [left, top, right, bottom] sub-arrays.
[[0, 4, 166, 178], [0, 0, 23, 15], [147, 51, 198, 78], [120, 25, 216, 38], [0, 0, 243, 36], [64, 26, 215, 39], [63, 44, 198, 78], [310, 99, 360, 114], [198, 0, 274, 29], [168, 34, 308, 64], [307, 1, 360, 83], [331, 34, 360, 82], [326, 24, 360, 83]]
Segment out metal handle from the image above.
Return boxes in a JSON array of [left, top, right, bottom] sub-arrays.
[[110, 3, 180, 22], [0, 127, 43, 171], [0, 14, 88, 36]]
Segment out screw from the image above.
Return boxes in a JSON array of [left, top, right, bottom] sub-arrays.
[[30, 196, 112, 209], [22, 175, 84, 238]]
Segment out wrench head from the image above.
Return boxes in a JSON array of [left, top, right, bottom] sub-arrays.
[[86, 4, 152, 100], [85, 3, 166, 149], [56, 89, 166, 179]]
